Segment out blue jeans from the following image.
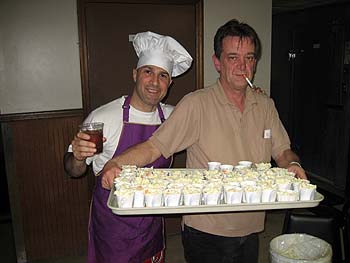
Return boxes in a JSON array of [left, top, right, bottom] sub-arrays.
[[182, 225, 259, 263]]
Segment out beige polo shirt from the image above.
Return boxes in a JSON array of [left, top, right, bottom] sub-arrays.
[[150, 79, 291, 237]]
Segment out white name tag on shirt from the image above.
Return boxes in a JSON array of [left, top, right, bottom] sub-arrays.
[[264, 129, 271, 139]]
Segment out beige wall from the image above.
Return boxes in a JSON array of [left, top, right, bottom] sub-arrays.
[[204, 0, 272, 93], [0, 0, 272, 114], [0, 0, 82, 114]]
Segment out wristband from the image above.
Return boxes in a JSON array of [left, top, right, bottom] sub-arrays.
[[289, 161, 302, 168]]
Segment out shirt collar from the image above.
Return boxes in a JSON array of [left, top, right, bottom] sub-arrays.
[[214, 79, 258, 108]]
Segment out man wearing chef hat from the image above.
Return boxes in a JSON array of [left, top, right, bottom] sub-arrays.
[[64, 31, 192, 263]]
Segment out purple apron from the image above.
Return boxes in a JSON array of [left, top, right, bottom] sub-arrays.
[[87, 96, 172, 263]]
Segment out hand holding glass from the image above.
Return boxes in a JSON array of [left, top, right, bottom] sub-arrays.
[[79, 122, 104, 154]]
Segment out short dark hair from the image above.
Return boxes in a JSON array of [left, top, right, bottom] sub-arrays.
[[214, 19, 261, 61]]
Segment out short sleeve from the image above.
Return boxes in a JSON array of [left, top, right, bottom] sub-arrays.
[[150, 93, 201, 158]]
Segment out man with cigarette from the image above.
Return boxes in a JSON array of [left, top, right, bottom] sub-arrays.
[[64, 31, 192, 263], [102, 19, 306, 262]]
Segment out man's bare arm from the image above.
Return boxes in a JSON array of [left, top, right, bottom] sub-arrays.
[[64, 152, 88, 177], [275, 149, 307, 179], [101, 139, 162, 189], [63, 132, 98, 177]]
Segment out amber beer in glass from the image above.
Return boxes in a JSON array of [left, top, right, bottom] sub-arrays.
[[79, 122, 104, 153]]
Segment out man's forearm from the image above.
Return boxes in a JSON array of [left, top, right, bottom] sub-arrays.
[[114, 140, 162, 168], [275, 149, 307, 179], [101, 140, 163, 189], [64, 152, 88, 177], [275, 149, 300, 168]]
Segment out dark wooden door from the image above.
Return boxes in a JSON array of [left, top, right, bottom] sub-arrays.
[[79, 0, 203, 170], [78, 0, 203, 235], [271, 3, 350, 198]]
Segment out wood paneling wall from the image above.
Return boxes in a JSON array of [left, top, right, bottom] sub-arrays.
[[2, 110, 91, 262]]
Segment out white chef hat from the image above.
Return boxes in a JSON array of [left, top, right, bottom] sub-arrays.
[[133, 31, 193, 77]]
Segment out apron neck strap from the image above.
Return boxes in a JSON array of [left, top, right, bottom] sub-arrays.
[[122, 96, 166, 123], [122, 96, 131, 122], [157, 103, 166, 123]]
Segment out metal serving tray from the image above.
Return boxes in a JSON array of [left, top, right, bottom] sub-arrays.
[[107, 188, 324, 216]]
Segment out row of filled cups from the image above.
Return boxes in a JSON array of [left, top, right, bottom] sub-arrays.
[[208, 160, 253, 171], [114, 182, 316, 208], [207, 161, 280, 173]]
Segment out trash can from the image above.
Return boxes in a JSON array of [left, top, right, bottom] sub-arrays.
[[270, 234, 332, 263]]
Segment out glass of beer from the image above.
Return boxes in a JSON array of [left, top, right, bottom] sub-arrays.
[[79, 122, 104, 154]]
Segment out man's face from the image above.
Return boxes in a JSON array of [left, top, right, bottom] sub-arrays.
[[212, 36, 257, 91], [132, 65, 172, 111]]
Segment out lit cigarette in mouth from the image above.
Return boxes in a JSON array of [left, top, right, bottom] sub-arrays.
[[242, 74, 254, 88]]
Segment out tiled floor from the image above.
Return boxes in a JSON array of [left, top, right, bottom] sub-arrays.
[[0, 210, 286, 263]]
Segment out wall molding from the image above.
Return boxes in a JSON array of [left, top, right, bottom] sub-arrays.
[[0, 109, 83, 123]]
